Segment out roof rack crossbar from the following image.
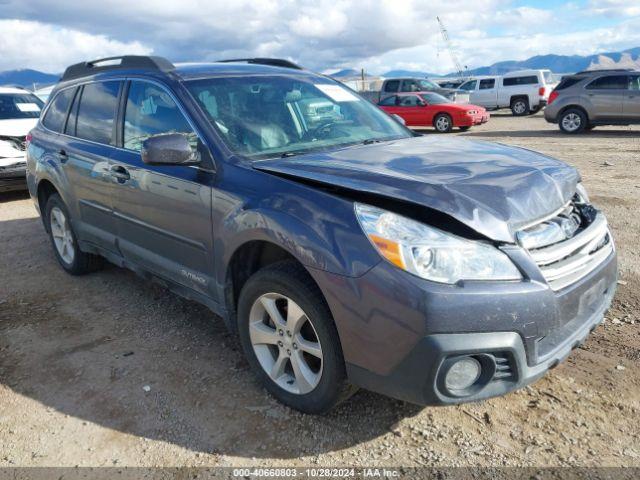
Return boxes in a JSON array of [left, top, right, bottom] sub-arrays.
[[217, 58, 303, 70], [61, 55, 175, 82], [574, 68, 635, 75]]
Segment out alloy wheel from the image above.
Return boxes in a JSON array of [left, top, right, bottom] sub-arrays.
[[50, 206, 75, 264], [249, 293, 323, 395], [513, 101, 527, 115], [435, 116, 450, 132], [562, 113, 582, 132]]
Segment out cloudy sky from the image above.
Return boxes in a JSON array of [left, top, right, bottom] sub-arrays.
[[0, 0, 639, 74]]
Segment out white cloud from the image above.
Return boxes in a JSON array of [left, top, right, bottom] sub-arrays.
[[0, 19, 151, 73], [586, 0, 640, 17], [0, 0, 638, 75]]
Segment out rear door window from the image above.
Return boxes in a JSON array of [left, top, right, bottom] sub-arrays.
[[586, 75, 628, 90], [123, 80, 194, 152], [42, 89, 74, 132], [75, 81, 121, 144]]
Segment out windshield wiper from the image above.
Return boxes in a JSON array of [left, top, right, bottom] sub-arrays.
[[280, 151, 299, 158], [362, 139, 384, 145]]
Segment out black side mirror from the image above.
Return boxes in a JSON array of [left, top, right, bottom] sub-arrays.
[[141, 133, 199, 166]]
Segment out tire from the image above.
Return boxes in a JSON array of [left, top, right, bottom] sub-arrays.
[[45, 193, 104, 275], [510, 97, 530, 116], [459, 126, 471, 132], [559, 108, 588, 134], [433, 113, 453, 133], [237, 261, 356, 414]]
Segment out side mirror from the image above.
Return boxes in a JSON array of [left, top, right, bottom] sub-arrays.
[[391, 114, 406, 125], [141, 133, 199, 166]]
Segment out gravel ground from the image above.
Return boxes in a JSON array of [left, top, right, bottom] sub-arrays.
[[0, 112, 639, 469]]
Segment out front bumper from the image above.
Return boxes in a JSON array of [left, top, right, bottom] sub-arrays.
[[313, 245, 617, 406], [0, 158, 27, 192]]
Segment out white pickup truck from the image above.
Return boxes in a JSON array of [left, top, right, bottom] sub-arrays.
[[458, 70, 558, 116]]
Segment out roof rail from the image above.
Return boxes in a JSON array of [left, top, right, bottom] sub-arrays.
[[61, 55, 175, 82], [217, 58, 303, 70], [574, 68, 634, 75]]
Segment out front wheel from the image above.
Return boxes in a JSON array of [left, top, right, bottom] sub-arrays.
[[433, 113, 453, 133], [559, 108, 587, 134], [237, 261, 355, 414]]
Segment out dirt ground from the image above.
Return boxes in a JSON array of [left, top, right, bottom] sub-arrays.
[[0, 112, 639, 469]]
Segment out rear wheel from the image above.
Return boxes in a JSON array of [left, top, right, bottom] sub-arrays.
[[45, 194, 103, 275], [434, 113, 453, 133], [559, 108, 587, 134], [511, 97, 530, 116], [237, 261, 355, 414]]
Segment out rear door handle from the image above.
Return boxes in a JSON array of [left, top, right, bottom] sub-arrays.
[[110, 165, 130, 182], [57, 149, 68, 163]]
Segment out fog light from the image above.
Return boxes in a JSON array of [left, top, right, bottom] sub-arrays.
[[445, 357, 481, 391]]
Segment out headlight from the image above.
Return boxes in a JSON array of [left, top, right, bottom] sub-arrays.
[[354, 203, 522, 284], [575, 182, 590, 203]]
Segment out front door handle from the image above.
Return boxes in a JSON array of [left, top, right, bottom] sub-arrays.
[[57, 149, 68, 163], [110, 165, 130, 183]]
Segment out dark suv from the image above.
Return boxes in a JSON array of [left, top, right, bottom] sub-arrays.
[[27, 56, 617, 414], [545, 69, 640, 133]]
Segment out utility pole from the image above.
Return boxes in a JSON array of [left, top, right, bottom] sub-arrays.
[[437, 16, 465, 79]]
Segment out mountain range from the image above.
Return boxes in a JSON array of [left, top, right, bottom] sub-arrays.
[[1, 47, 639, 88]]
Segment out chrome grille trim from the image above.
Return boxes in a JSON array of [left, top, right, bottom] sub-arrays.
[[525, 212, 613, 291]]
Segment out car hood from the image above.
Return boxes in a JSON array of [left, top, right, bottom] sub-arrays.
[[253, 136, 580, 243], [0, 118, 38, 136]]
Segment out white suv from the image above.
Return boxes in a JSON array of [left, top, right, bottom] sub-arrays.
[[0, 87, 43, 192], [459, 70, 558, 116]]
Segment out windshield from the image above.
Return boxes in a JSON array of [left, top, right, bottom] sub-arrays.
[[419, 93, 450, 104], [417, 79, 439, 90], [186, 76, 411, 158], [0, 93, 44, 120]]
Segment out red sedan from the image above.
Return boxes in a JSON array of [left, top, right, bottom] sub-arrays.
[[378, 92, 489, 133]]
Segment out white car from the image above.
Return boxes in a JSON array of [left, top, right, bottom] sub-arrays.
[[458, 70, 558, 116], [0, 87, 43, 192]]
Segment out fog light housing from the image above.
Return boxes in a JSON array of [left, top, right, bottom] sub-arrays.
[[444, 356, 481, 392]]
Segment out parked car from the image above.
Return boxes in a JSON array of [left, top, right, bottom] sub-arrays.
[[34, 84, 56, 103], [28, 56, 617, 414], [359, 77, 469, 104], [0, 86, 44, 192], [458, 70, 557, 116], [433, 78, 467, 89], [544, 69, 640, 133], [378, 92, 489, 133]]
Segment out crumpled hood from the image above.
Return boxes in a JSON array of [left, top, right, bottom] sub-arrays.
[[253, 136, 580, 243]]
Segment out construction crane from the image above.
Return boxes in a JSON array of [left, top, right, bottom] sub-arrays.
[[436, 16, 465, 79]]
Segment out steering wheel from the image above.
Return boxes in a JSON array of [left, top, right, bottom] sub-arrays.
[[305, 120, 351, 141]]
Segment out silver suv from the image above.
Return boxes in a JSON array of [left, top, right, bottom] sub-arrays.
[[544, 69, 640, 133]]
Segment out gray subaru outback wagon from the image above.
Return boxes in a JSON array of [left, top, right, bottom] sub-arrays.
[[27, 56, 617, 414]]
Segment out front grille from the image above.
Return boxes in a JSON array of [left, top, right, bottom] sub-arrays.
[[521, 203, 613, 291]]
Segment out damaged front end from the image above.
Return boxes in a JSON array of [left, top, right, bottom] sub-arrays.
[[0, 135, 28, 192]]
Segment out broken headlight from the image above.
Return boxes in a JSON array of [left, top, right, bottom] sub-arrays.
[[355, 203, 521, 284]]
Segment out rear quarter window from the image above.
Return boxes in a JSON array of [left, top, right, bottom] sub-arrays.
[[383, 80, 400, 92], [42, 88, 74, 132], [555, 77, 584, 90], [75, 81, 121, 145]]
